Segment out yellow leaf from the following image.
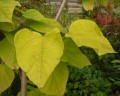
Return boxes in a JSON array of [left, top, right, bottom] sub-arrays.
[[0, 0, 20, 23], [69, 19, 115, 55], [0, 39, 18, 69], [14, 28, 64, 87], [26, 18, 64, 33], [82, 0, 94, 11], [0, 64, 14, 94], [40, 63, 69, 96]]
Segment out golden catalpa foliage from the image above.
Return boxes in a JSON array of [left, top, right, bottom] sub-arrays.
[[0, 0, 115, 95]]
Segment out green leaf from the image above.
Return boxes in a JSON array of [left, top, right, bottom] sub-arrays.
[[69, 19, 115, 55], [4, 32, 15, 45], [0, 63, 14, 94], [0, 0, 21, 23], [82, 0, 94, 11], [0, 39, 18, 69], [114, 81, 120, 86], [111, 60, 120, 64], [17, 88, 45, 96], [23, 9, 64, 33], [23, 9, 45, 22], [14, 28, 64, 87], [40, 63, 69, 96], [26, 18, 64, 33], [0, 22, 17, 32], [97, 0, 109, 7], [61, 38, 91, 68], [27, 89, 45, 96]]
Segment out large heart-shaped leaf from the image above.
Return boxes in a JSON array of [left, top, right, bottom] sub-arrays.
[[0, 63, 14, 94], [61, 38, 91, 68], [40, 63, 69, 96], [69, 19, 115, 55], [0, 0, 20, 23], [0, 39, 18, 69], [82, 0, 94, 11], [14, 28, 64, 87]]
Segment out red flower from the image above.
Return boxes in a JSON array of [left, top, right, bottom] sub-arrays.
[[112, 18, 120, 26], [96, 15, 112, 25]]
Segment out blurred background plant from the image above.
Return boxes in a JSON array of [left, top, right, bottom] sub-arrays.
[[18, 0, 51, 16], [65, 65, 111, 96]]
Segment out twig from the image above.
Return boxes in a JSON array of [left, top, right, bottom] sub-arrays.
[[21, 70, 27, 96], [55, 0, 68, 21]]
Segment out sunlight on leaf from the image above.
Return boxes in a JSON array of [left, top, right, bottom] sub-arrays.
[[82, 0, 94, 11], [14, 28, 64, 87], [0, 0, 20, 23], [69, 19, 115, 55]]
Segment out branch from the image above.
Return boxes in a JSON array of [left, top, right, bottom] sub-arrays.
[[55, 0, 68, 21], [21, 70, 27, 96]]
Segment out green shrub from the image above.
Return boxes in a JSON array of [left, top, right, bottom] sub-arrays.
[[65, 65, 111, 96]]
